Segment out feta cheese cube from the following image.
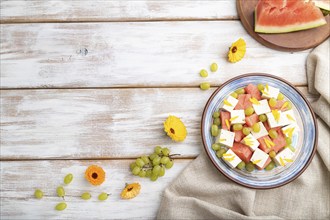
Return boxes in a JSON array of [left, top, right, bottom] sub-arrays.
[[221, 96, 238, 112], [250, 122, 268, 139], [266, 110, 286, 128], [216, 129, 235, 148], [274, 148, 295, 167], [250, 148, 269, 168], [281, 109, 297, 126], [282, 123, 300, 138], [261, 84, 280, 99], [222, 149, 242, 168], [241, 134, 260, 151], [230, 110, 245, 124], [252, 99, 271, 115]]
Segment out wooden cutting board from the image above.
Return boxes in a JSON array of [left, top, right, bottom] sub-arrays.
[[237, 0, 330, 51]]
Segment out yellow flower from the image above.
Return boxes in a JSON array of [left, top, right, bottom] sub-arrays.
[[228, 38, 246, 63], [85, 165, 106, 186], [121, 183, 141, 199], [164, 115, 187, 142]]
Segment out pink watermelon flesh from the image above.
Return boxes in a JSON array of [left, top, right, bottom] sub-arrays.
[[270, 100, 285, 110], [258, 136, 273, 153], [245, 84, 261, 100], [245, 113, 259, 127], [271, 130, 286, 153], [232, 142, 253, 163], [235, 94, 252, 110], [220, 111, 230, 130], [255, 0, 327, 33], [234, 130, 245, 142]]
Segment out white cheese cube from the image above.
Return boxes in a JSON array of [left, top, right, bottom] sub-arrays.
[[221, 96, 238, 112], [222, 149, 242, 168], [261, 85, 280, 99], [241, 134, 260, 151], [230, 110, 245, 124], [266, 111, 286, 128], [274, 148, 295, 167], [282, 123, 300, 138], [250, 148, 269, 168], [250, 122, 268, 139], [281, 110, 297, 126], [252, 99, 271, 115], [216, 129, 235, 148]]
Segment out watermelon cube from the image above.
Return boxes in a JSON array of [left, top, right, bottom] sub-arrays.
[[234, 94, 252, 110], [258, 136, 273, 153], [231, 142, 253, 163], [263, 121, 281, 132], [220, 111, 230, 130], [234, 130, 244, 142], [256, 157, 271, 170], [271, 130, 286, 153], [245, 113, 259, 127], [245, 84, 261, 100], [270, 100, 285, 110]]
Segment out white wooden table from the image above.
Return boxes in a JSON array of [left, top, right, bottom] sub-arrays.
[[0, 1, 318, 219]]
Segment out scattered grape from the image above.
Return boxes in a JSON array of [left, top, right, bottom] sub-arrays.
[[265, 161, 275, 171], [34, 189, 43, 199], [200, 82, 210, 90], [98, 192, 109, 201], [233, 124, 243, 131], [235, 88, 245, 94], [285, 137, 292, 145], [237, 161, 246, 170], [216, 148, 227, 158], [269, 151, 276, 158], [56, 186, 65, 198], [257, 84, 264, 91], [252, 123, 260, 133], [213, 112, 220, 118], [210, 63, 218, 72], [200, 69, 208, 77], [268, 129, 278, 139], [64, 174, 73, 185], [269, 98, 277, 108], [81, 192, 91, 200], [211, 143, 221, 151], [245, 162, 255, 172], [230, 92, 238, 99], [55, 202, 67, 211], [242, 127, 251, 136], [244, 107, 254, 116], [258, 114, 267, 122], [211, 125, 219, 137], [213, 118, 221, 126]]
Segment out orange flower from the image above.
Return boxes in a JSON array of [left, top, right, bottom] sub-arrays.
[[85, 165, 105, 186]]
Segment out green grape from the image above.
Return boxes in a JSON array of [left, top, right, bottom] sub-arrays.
[[160, 156, 170, 164], [98, 192, 109, 201], [269, 98, 277, 108], [242, 127, 251, 136], [64, 173, 73, 185], [265, 161, 275, 171], [152, 157, 161, 166], [200, 69, 208, 77], [237, 161, 246, 170], [161, 148, 170, 156], [245, 162, 255, 172], [211, 125, 219, 137], [56, 186, 65, 198], [257, 84, 264, 91], [277, 93, 284, 100], [285, 145, 295, 152], [159, 167, 166, 177], [268, 129, 278, 139], [154, 146, 162, 154], [149, 153, 158, 160], [138, 170, 146, 177], [285, 137, 292, 145], [244, 107, 255, 116], [235, 88, 245, 94], [284, 101, 292, 110], [213, 118, 221, 126], [55, 202, 67, 211], [81, 192, 91, 200], [130, 162, 137, 171], [150, 174, 158, 181], [200, 82, 210, 90], [213, 111, 220, 118], [152, 165, 161, 175], [211, 143, 221, 151], [132, 166, 141, 175], [258, 114, 267, 122], [269, 150, 276, 158], [233, 124, 243, 131], [252, 123, 260, 133], [135, 158, 145, 167], [34, 189, 43, 199], [210, 63, 218, 72], [230, 92, 238, 99], [146, 169, 152, 177], [216, 148, 227, 158], [165, 160, 174, 169], [141, 155, 150, 164]]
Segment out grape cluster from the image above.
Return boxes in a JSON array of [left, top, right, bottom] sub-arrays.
[[130, 146, 177, 181]]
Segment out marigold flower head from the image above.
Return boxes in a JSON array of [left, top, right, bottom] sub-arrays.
[[85, 165, 105, 186], [164, 115, 187, 142], [228, 38, 246, 63], [121, 183, 141, 199]]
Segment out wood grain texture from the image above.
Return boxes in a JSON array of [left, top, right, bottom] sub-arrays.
[[0, 87, 317, 160], [0, 159, 191, 219], [0, 22, 310, 89], [0, 0, 237, 23]]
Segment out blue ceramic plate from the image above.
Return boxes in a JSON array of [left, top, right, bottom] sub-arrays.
[[201, 73, 318, 189]]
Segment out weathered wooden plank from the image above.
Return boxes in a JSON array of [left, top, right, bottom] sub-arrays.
[[0, 87, 317, 160], [0, 0, 237, 23], [0, 159, 191, 219], [0, 22, 310, 88]]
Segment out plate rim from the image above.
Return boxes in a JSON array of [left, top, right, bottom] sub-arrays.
[[201, 73, 318, 189]]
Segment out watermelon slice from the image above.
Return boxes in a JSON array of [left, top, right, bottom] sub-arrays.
[[231, 142, 253, 163], [235, 94, 252, 110], [234, 130, 245, 142], [255, 0, 327, 33], [245, 113, 259, 127], [220, 111, 231, 130], [245, 84, 261, 100], [311, 0, 330, 11]]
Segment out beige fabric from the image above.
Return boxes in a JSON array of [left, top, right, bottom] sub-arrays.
[[157, 39, 330, 220]]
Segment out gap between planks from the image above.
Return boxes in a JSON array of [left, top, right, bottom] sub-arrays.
[[0, 157, 196, 162]]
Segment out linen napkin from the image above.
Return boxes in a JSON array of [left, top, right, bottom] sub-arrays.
[[157, 39, 330, 220]]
